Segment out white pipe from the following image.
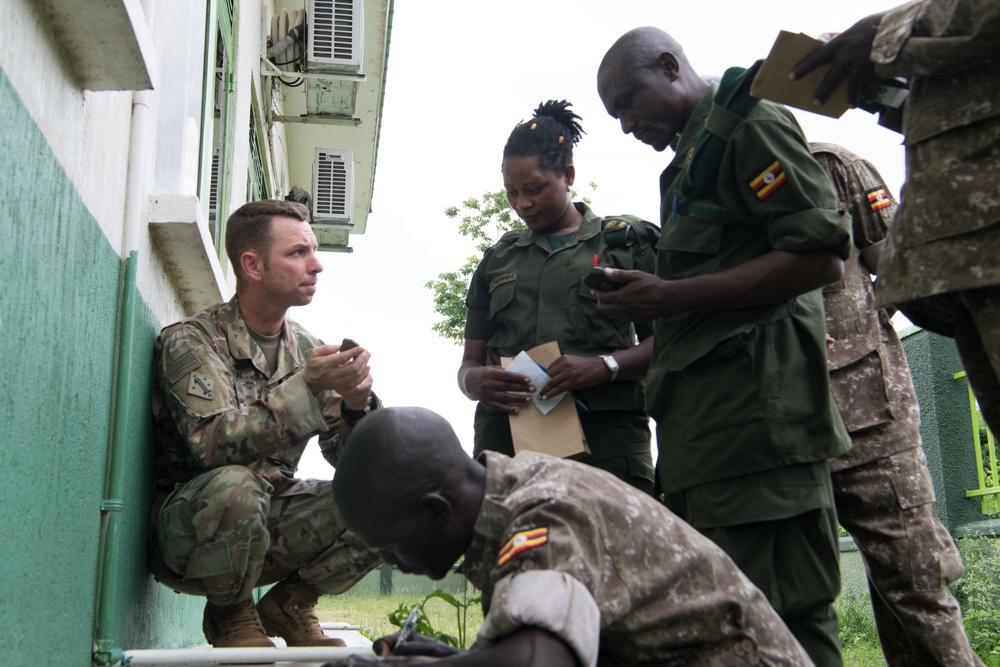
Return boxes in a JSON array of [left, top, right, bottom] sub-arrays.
[[319, 622, 361, 630], [118, 646, 373, 665]]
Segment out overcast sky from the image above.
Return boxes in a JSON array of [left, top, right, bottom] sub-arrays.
[[291, 0, 908, 478]]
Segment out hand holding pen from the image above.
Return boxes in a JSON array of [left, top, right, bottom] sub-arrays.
[[393, 607, 420, 653]]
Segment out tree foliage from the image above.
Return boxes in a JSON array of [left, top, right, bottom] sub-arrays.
[[425, 185, 595, 344]]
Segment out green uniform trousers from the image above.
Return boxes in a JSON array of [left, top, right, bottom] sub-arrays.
[[699, 507, 842, 667]]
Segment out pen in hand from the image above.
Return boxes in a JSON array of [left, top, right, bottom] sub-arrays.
[[394, 607, 420, 653]]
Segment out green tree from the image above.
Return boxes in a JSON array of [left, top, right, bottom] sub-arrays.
[[425, 185, 595, 344]]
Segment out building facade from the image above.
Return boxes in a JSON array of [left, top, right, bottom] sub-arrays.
[[0, 1, 392, 664]]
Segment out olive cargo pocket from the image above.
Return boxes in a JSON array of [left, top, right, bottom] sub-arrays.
[[658, 212, 724, 277], [487, 279, 517, 349], [668, 334, 763, 442]]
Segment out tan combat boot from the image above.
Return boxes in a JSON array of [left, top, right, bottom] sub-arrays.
[[202, 597, 276, 648], [257, 577, 346, 647]]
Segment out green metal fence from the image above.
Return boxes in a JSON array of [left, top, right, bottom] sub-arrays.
[[954, 371, 1000, 516]]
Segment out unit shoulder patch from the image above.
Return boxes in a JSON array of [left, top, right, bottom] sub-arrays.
[[601, 217, 629, 233], [497, 527, 548, 566], [187, 373, 215, 400], [864, 186, 892, 211], [489, 272, 516, 293], [747, 158, 787, 200]]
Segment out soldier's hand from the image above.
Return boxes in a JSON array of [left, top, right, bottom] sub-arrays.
[[539, 354, 607, 399], [301, 342, 372, 397], [593, 269, 671, 321], [464, 366, 534, 413], [375, 632, 461, 658], [790, 12, 885, 106]]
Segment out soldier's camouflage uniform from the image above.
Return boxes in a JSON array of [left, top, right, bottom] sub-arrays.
[[460, 451, 815, 667], [870, 0, 1000, 435], [148, 296, 380, 606], [812, 143, 982, 667]]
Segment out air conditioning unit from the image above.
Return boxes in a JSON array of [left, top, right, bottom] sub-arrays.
[[307, 0, 364, 72], [312, 147, 354, 223]]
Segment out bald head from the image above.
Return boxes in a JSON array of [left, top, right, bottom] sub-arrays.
[[597, 27, 708, 152], [598, 26, 687, 84], [332, 407, 485, 579]]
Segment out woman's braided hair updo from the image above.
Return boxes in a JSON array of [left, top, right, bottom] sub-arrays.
[[503, 100, 585, 175]]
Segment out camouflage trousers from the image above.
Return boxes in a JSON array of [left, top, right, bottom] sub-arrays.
[[833, 447, 983, 667], [148, 465, 381, 606]]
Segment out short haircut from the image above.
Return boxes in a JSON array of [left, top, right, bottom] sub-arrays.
[[503, 100, 585, 175], [224, 199, 309, 280]]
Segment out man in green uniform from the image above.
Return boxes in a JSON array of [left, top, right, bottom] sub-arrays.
[[149, 199, 381, 648], [325, 407, 815, 667], [596, 27, 853, 667]]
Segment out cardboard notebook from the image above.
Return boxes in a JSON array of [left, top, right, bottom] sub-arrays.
[[501, 341, 590, 459]]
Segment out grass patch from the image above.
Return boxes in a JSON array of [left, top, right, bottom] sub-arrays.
[[316, 587, 484, 646]]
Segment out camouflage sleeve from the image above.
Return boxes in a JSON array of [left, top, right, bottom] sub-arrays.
[[155, 324, 328, 470], [872, 0, 1000, 77], [476, 570, 600, 667], [316, 391, 384, 468], [812, 149, 895, 252]]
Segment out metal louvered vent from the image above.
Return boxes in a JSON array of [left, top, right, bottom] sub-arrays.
[[312, 148, 354, 222], [208, 145, 221, 220], [308, 0, 364, 71]]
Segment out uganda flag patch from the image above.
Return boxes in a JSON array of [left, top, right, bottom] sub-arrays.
[[497, 527, 548, 566], [747, 159, 787, 200], [865, 186, 891, 211]]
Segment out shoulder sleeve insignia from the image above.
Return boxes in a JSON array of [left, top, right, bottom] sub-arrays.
[[497, 527, 548, 566], [166, 351, 201, 385], [187, 373, 215, 400], [489, 272, 516, 293], [601, 218, 629, 232], [685, 146, 695, 165], [864, 186, 892, 211], [747, 158, 787, 200]]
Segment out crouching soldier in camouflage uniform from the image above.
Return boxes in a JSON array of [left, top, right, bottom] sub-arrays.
[[327, 407, 815, 667], [149, 199, 382, 648], [812, 143, 983, 667]]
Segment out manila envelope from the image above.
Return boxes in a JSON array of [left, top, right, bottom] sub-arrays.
[[501, 341, 590, 459], [750, 30, 851, 118]]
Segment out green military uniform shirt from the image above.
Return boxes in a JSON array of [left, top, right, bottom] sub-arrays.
[[651, 81, 853, 521], [465, 202, 657, 468]]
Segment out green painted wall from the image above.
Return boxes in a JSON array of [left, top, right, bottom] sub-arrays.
[[901, 327, 986, 530], [0, 68, 202, 666]]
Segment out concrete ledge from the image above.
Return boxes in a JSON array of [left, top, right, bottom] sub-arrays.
[[954, 519, 1000, 538], [149, 195, 229, 316], [40, 0, 156, 90]]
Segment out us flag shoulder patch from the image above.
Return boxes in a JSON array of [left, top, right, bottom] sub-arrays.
[[497, 527, 548, 566], [865, 186, 892, 211], [747, 158, 787, 200]]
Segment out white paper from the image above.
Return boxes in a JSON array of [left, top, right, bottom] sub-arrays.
[[505, 351, 564, 415]]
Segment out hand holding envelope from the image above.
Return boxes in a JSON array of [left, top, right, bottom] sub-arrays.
[[501, 342, 590, 460]]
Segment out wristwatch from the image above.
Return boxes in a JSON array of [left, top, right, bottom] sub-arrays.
[[341, 394, 377, 421], [599, 355, 619, 382]]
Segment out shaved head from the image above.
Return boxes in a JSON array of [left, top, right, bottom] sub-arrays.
[[597, 27, 707, 152], [332, 407, 485, 578], [598, 26, 688, 87]]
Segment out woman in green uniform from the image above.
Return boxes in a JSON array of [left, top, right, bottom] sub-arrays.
[[457, 100, 658, 495]]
